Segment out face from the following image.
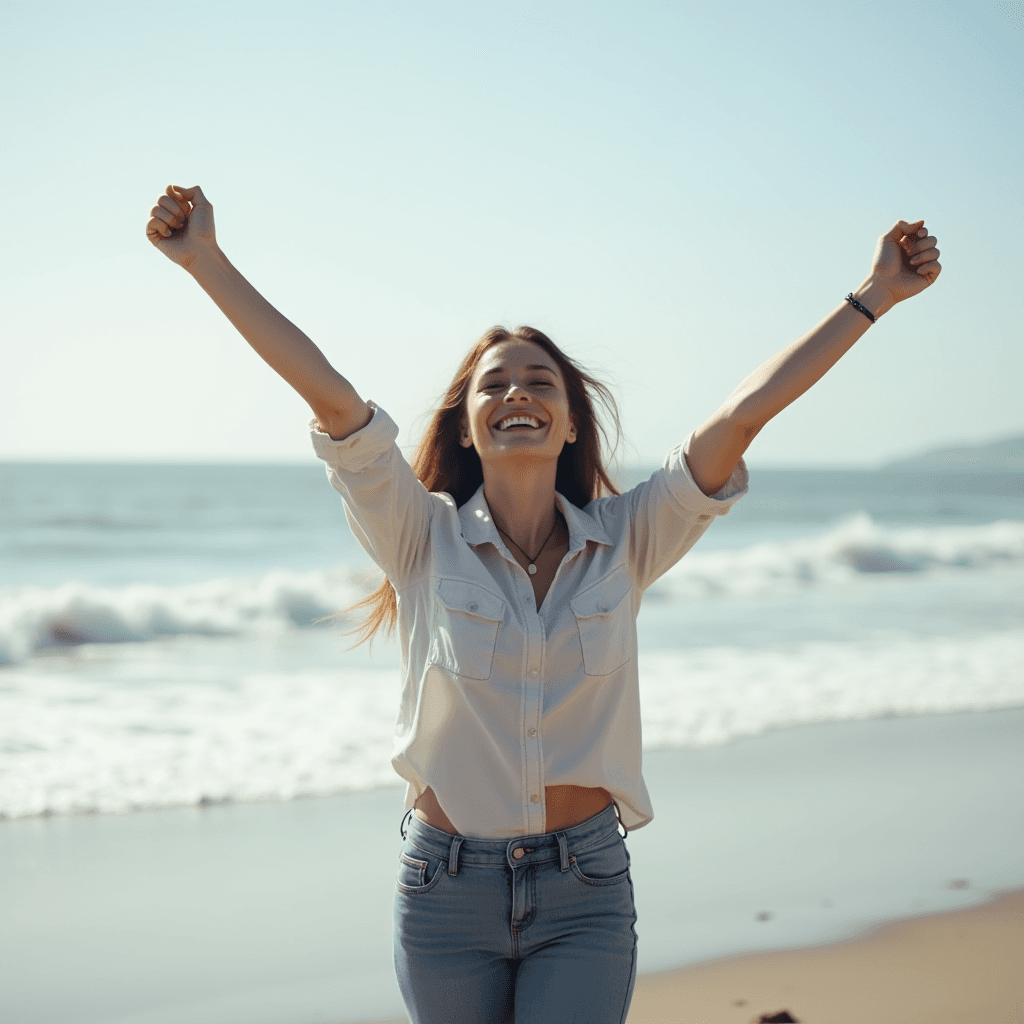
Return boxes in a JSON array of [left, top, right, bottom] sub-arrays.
[[460, 339, 577, 466]]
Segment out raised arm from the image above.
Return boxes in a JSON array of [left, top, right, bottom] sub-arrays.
[[146, 184, 371, 440], [685, 218, 942, 495]]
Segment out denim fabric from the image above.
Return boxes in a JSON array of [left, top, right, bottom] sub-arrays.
[[393, 802, 638, 1024]]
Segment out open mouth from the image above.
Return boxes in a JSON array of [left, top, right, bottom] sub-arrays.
[[493, 414, 544, 431]]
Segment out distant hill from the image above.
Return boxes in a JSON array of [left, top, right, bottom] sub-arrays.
[[882, 434, 1024, 472]]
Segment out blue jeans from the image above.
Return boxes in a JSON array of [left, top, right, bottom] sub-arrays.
[[393, 801, 638, 1024]]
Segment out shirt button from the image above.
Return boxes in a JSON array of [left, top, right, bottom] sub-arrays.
[[528, 728, 537, 737], [529, 668, 538, 678], [530, 794, 539, 803], [599, 604, 608, 613], [467, 602, 478, 612]]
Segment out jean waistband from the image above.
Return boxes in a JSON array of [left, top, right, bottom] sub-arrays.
[[400, 801, 623, 873]]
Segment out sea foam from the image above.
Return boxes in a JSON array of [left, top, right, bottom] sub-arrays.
[[2, 631, 1022, 820]]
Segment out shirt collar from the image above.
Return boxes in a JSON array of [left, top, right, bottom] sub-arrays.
[[458, 484, 613, 555]]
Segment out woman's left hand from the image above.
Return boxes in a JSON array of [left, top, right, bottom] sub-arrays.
[[869, 218, 942, 308]]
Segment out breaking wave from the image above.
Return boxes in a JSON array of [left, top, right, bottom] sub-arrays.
[[2, 515, 1022, 666]]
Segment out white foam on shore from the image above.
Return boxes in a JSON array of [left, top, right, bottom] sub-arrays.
[[1, 657, 402, 820], [2, 630, 1022, 820], [638, 633, 1024, 750]]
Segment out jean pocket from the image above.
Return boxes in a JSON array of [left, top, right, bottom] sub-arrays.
[[396, 842, 449, 894], [428, 578, 506, 681], [569, 832, 631, 886], [570, 568, 634, 677]]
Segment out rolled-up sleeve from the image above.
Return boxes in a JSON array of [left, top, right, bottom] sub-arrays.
[[309, 402, 432, 586], [665, 433, 749, 514], [628, 431, 750, 591]]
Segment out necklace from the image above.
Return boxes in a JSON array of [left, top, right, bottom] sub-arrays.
[[494, 515, 560, 575]]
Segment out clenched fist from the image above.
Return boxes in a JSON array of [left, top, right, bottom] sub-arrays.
[[869, 219, 942, 309], [146, 185, 217, 270]]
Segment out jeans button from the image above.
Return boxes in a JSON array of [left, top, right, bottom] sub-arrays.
[[512, 848, 525, 859]]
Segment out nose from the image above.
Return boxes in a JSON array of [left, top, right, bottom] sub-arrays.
[[503, 383, 530, 402]]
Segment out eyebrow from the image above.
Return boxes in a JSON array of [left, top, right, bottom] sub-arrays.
[[478, 363, 558, 378]]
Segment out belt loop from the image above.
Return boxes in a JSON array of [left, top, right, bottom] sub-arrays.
[[448, 836, 464, 876], [556, 831, 569, 872], [612, 800, 627, 839], [400, 808, 413, 840]]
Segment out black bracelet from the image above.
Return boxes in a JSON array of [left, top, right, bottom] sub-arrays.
[[845, 293, 877, 323]]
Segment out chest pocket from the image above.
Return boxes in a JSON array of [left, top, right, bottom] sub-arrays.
[[428, 579, 506, 681], [570, 568, 635, 677]]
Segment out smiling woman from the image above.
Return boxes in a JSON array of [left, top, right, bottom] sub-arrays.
[[146, 183, 940, 1024], [345, 324, 621, 644]]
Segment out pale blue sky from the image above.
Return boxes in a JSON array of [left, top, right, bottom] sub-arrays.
[[2, 0, 1022, 467]]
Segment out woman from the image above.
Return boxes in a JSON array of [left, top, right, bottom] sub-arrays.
[[146, 185, 940, 1024]]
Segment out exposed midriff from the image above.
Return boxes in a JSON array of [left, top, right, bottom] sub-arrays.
[[413, 784, 613, 836]]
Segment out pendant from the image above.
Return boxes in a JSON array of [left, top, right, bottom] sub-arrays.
[[528, 563, 537, 575]]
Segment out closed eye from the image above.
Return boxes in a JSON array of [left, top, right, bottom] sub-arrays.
[[482, 380, 554, 390]]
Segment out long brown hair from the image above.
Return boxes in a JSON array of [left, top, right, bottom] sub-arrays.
[[343, 326, 622, 646]]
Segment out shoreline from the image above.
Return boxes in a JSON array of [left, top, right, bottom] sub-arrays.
[[360, 885, 1024, 1024]]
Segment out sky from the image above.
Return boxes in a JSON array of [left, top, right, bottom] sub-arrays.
[[2, 0, 1022, 468]]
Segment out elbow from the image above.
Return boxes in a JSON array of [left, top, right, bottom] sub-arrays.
[[311, 400, 373, 441]]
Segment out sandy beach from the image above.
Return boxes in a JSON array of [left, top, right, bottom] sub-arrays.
[[362, 887, 1024, 1024], [621, 886, 1024, 1024], [2, 706, 1022, 1024]]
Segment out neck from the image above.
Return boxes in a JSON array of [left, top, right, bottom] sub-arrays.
[[481, 460, 560, 556]]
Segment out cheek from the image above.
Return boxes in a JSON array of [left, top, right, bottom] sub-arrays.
[[469, 403, 490, 438]]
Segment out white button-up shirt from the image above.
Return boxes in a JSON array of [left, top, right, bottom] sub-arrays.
[[311, 402, 748, 838]]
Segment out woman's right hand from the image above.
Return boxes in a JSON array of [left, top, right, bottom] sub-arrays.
[[146, 184, 217, 270]]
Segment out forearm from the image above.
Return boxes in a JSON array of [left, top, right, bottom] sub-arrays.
[[685, 279, 892, 495], [685, 215, 940, 497], [187, 247, 369, 436], [731, 279, 893, 431]]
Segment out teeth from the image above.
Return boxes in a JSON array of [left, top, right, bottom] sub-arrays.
[[496, 415, 541, 430]]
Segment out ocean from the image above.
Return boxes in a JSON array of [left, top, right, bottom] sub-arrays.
[[1, 459, 1022, 822]]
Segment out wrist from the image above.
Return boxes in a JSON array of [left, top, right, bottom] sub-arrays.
[[851, 279, 894, 320], [186, 244, 229, 279]]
